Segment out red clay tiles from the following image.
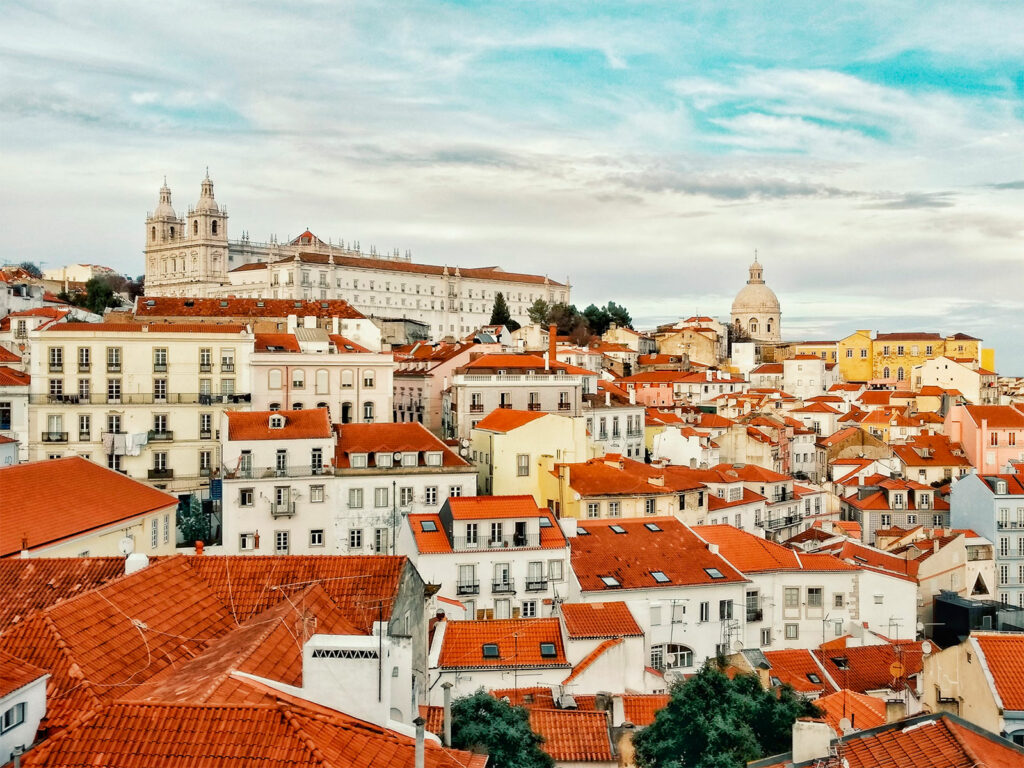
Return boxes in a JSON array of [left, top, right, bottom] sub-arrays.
[[560, 602, 642, 639], [438, 619, 569, 670]]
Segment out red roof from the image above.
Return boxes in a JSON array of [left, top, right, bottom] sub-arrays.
[[0, 457, 177, 556], [813, 642, 929, 694], [554, 457, 705, 497], [254, 333, 302, 352], [0, 648, 47, 699], [135, 296, 365, 320], [620, 694, 670, 726], [560, 602, 642, 639], [438, 619, 569, 669], [446, 495, 545, 520], [0, 365, 30, 386], [334, 423, 468, 468], [762, 649, 836, 695], [973, 632, 1024, 710], [0, 346, 21, 363], [964, 404, 1024, 428], [227, 408, 332, 441], [698, 526, 856, 573], [328, 334, 371, 353], [814, 689, 887, 735], [44, 322, 249, 334], [472, 409, 549, 432], [571, 517, 747, 591], [528, 709, 614, 762], [489, 686, 555, 708], [0, 557, 126, 628]]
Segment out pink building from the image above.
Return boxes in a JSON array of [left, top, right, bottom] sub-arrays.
[[945, 404, 1024, 474]]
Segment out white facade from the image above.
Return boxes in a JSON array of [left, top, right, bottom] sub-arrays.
[[0, 374, 29, 461], [914, 356, 999, 405], [651, 426, 720, 469], [0, 670, 47, 763], [584, 401, 646, 460], [783, 357, 837, 399]]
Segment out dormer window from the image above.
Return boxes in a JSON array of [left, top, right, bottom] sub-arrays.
[[376, 452, 393, 468], [401, 452, 418, 467], [269, 415, 285, 429], [425, 451, 443, 466], [350, 453, 368, 469], [997, 480, 1008, 495]]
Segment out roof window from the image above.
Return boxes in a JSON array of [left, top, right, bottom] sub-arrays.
[[807, 673, 821, 684], [539, 516, 552, 528], [651, 571, 670, 583], [704, 568, 725, 579], [269, 415, 285, 429], [577, 528, 590, 536], [294, 302, 302, 308], [482, 643, 500, 658], [610, 525, 627, 534], [644, 522, 662, 532], [831, 656, 849, 670], [220, 300, 228, 307], [145, 299, 155, 306], [539, 642, 557, 658], [421, 520, 438, 533], [600, 576, 621, 588], [256, 301, 265, 307]]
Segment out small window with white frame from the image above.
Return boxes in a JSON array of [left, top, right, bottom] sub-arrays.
[[310, 485, 325, 503], [310, 529, 324, 547]]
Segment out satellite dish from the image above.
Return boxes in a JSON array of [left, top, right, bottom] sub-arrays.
[[459, 447, 470, 457], [838, 717, 852, 734], [460, 438, 470, 448], [921, 640, 933, 656], [118, 536, 134, 556], [731, 640, 744, 652]]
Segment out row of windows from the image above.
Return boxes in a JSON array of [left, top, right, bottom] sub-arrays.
[[48, 347, 234, 370], [238, 485, 459, 508], [46, 377, 236, 399], [266, 368, 377, 391]]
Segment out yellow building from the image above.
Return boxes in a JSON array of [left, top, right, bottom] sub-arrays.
[[871, 332, 980, 383], [837, 330, 873, 382], [469, 409, 591, 501], [655, 327, 720, 367]]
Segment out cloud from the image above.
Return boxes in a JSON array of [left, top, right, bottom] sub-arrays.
[[860, 191, 957, 210], [987, 180, 1024, 190]]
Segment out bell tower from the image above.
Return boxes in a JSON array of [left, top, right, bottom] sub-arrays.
[[186, 170, 230, 289], [144, 178, 186, 294]]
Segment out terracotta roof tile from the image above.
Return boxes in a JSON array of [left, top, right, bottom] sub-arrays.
[[964, 404, 1024, 428], [44, 322, 249, 334], [973, 632, 1024, 710], [0, 457, 177, 557], [334, 423, 468, 468], [135, 296, 365, 320], [0, 648, 48, 699], [762, 649, 836, 695], [571, 517, 747, 591], [0, 346, 21, 362], [254, 333, 302, 352], [528, 708, 614, 762], [560, 602, 643, 639], [813, 642, 928, 694], [228, 408, 333, 441], [489, 686, 555, 708], [407, 514, 452, 554], [438, 619, 569, 669], [0, 365, 29, 385], [814, 689, 887, 735], [445, 494, 544, 520], [620, 694, 670, 726], [472, 409, 549, 432], [0, 557, 126, 629]]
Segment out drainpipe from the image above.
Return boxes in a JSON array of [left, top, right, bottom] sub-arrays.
[[414, 716, 426, 768], [442, 682, 453, 747]]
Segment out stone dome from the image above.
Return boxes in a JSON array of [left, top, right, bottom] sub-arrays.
[[153, 180, 176, 219], [195, 173, 219, 214], [731, 261, 780, 315]]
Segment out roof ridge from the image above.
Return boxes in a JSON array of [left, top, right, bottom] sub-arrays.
[[279, 703, 334, 767], [562, 637, 623, 684]]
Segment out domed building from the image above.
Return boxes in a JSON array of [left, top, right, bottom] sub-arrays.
[[731, 256, 781, 342]]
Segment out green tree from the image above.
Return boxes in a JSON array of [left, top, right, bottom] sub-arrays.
[[81, 276, 120, 314], [527, 298, 550, 325], [582, 303, 612, 335], [450, 690, 553, 768], [177, 495, 210, 547], [605, 301, 632, 329], [489, 292, 520, 331], [632, 664, 821, 768]]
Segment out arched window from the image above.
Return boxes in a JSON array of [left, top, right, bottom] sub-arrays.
[[766, 318, 773, 333], [341, 403, 353, 424], [650, 643, 694, 671], [317, 402, 328, 410], [292, 403, 303, 410], [341, 370, 354, 389], [749, 319, 758, 334], [897, 367, 905, 381], [170, 226, 175, 238], [362, 370, 375, 388], [151, 226, 156, 241], [362, 402, 375, 423], [883, 367, 891, 379], [211, 220, 218, 235], [269, 402, 281, 411], [268, 369, 282, 390], [315, 369, 328, 394], [193, 220, 199, 235]]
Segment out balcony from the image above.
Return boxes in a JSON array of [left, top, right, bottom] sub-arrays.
[[492, 579, 516, 594], [527, 403, 541, 411], [200, 429, 213, 440], [200, 363, 212, 373], [498, 402, 512, 409], [41, 431, 68, 443], [525, 577, 548, 592], [148, 468, 174, 480], [78, 364, 90, 373], [153, 363, 167, 372], [746, 608, 764, 622], [107, 364, 121, 373], [30, 392, 252, 406], [148, 430, 174, 441], [48, 363, 63, 373], [469, 403, 485, 413], [270, 501, 296, 518], [456, 580, 480, 596], [227, 464, 332, 480], [763, 515, 801, 530], [221, 363, 235, 372], [557, 402, 571, 411]]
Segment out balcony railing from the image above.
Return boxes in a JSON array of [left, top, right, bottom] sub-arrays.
[[492, 579, 515, 594], [41, 431, 68, 443], [527, 403, 541, 411], [469, 404, 485, 413], [78, 364, 90, 373], [148, 468, 174, 479], [746, 608, 764, 622], [153, 363, 167, 372], [221, 363, 235, 372], [107, 363, 121, 373], [48, 363, 63, 373], [525, 577, 548, 592], [557, 402, 571, 411], [227, 465, 330, 480], [200, 363, 212, 372], [451, 534, 540, 550], [30, 392, 252, 406], [763, 515, 801, 530], [200, 429, 213, 440], [148, 430, 174, 441], [270, 501, 296, 518], [498, 402, 512, 409], [456, 580, 480, 596]]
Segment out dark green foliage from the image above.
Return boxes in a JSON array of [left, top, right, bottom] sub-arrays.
[[450, 690, 554, 768], [58, 276, 127, 315], [489, 292, 520, 331], [527, 298, 550, 325], [176, 495, 210, 547], [632, 664, 821, 768]]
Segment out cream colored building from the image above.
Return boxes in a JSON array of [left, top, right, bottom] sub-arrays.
[[731, 257, 781, 343], [913, 356, 999, 405], [28, 322, 254, 492], [42, 264, 119, 284]]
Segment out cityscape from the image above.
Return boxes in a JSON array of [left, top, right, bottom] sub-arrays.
[[3, 3, 1024, 768]]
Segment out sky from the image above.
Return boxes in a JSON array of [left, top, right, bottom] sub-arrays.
[[2, 1, 1023, 371]]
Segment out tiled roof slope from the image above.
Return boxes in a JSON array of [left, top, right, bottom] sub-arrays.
[[620, 694, 670, 726], [0, 557, 125, 628], [438, 619, 569, 669], [0, 648, 48, 699], [472, 409, 549, 432], [334, 423, 468, 468], [762, 649, 836, 695], [973, 632, 1024, 710], [22, 696, 485, 768], [560, 602, 643, 639], [0, 365, 30, 386], [814, 689, 886, 735], [135, 296, 365, 320], [528, 708, 614, 762], [813, 642, 928, 694], [0, 556, 237, 729], [183, 555, 408, 631], [446, 495, 544, 520], [0, 457, 177, 556], [226, 409, 333, 441]]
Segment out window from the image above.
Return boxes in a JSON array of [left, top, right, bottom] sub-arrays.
[[651, 570, 670, 583], [449, 485, 463, 497], [310, 529, 324, 547], [704, 568, 725, 579], [421, 520, 438, 533], [79, 414, 91, 440], [363, 371, 375, 388], [425, 486, 438, 506], [699, 601, 710, 622], [482, 643, 500, 658], [873, 594, 884, 605], [522, 600, 537, 618], [349, 529, 363, 549], [608, 501, 620, 517], [348, 488, 363, 508], [399, 486, 413, 506], [587, 502, 600, 519], [49, 346, 63, 371], [163, 514, 170, 544], [516, 453, 530, 477], [760, 628, 772, 646], [374, 487, 389, 507], [199, 348, 212, 371], [221, 349, 235, 371], [0, 401, 10, 431], [465, 523, 478, 545], [807, 587, 823, 608], [719, 599, 733, 620], [374, 528, 388, 553], [549, 560, 564, 581], [275, 531, 290, 555], [311, 485, 325, 503], [881, 514, 892, 527], [651, 644, 693, 670], [539, 642, 557, 658], [600, 576, 620, 587], [784, 587, 800, 608], [785, 624, 799, 640], [107, 346, 121, 372], [78, 347, 90, 370], [645, 498, 656, 515], [153, 347, 167, 371], [2, 702, 26, 732], [151, 518, 158, 548], [363, 402, 375, 422], [834, 593, 844, 608], [292, 370, 305, 389]]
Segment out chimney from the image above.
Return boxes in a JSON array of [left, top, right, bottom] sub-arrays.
[[885, 699, 907, 723], [442, 682, 453, 747], [414, 716, 425, 768], [549, 324, 557, 365], [791, 720, 834, 764], [195, 541, 204, 556], [933, 539, 940, 554], [125, 553, 150, 575], [707, 543, 719, 555]]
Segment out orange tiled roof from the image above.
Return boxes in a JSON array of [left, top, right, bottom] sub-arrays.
[[0, 557, 126, 629], [973, 632, 1024, 710], [762, 649, 836, 695], [698, 526, 856, 574], [43, 321, 249, 334], [472, 409, 549, 432], [571, 517, 747, 591], [407, 514, 452, 554], [0, 346, 21, 363], [438, 618, 569, 669], [0, 648, 48, 699], [135, 296, 365, 320], [446, 495, 542, 520], [813, 642, 929, 694], [620, 694, 670, 726], [0, 365, 30, 386], [227, 408, 332, 441], [561, 602, 642, 639], [254, 333, 301, 352], [334, 423, 468, 468], [0, 457, 177, 557], [528, 709, 614, 763], [562, 637, 623, 684], [815, 689, 886, 734], [489, 686, 555, 708], [964, 404, 1024, 428], [554, 457, 705, 497]]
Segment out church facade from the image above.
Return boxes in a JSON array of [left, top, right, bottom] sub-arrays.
[[144, 176, 570, 338]]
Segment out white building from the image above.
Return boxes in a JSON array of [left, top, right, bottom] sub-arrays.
[[913, 356, 999, 405], [402, 495, 571, 620], [0, 651, 48, 764], [731, 257, 781, 344], [0, 366, 30, 461], [783, 355, 839, 399]]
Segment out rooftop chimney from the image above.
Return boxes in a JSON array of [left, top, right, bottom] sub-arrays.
[[549, 324, 557, 366], [414, 716, 425, 768], [442, 682, 453, 747], [195, 541, 204, 556]]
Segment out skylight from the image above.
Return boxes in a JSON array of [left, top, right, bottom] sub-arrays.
[[644, 522, 662, 532], [539, 516, 552, 528], [610, 525, 627, 534], [704, 568, 725, 579], [600, 576, 621, 587], [651, 571, 670, 583], [421, 520, 438, 532], [577, 528, 590, 536], [482, 644, 500, 658], [539, 642, 557, 658], [807, 673, 821, 684], [831, 657, 849, 670]]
